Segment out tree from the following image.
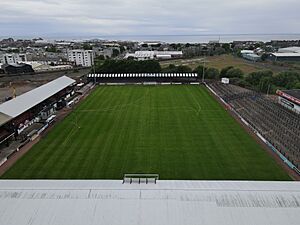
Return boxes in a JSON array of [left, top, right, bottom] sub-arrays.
[[127, 56, 134, 60], [220, 66, 233, 78], [193, 65, 206, 76], [97, 55, 105, 60], [46, 46, 58, 53], [261, 53, 268, 61], [272, 71, 300, 89], [94, 59, 162, 73], [236, 51, 242, 57], [225, 68, 243, 78], [170, 43, 181, 50], [259, 76, 272, 93], [162, 64, 176, 73], [162, 64, 192, 73], [83, 43, 92, 50], [120, 46, 126, 53], [205, 67, 219, 79], [175, 65, 192, 73], [112, 49, 120, 57], [168, 64, 176, 70], [245, 70, 273, 86], [255, 42, 262, 48], [152, 43, 161, 48], [293, 82, 300, 89], [222, 43, 231, 53]]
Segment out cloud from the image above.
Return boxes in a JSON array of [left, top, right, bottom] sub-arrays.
[[0, 0, 299, 37]]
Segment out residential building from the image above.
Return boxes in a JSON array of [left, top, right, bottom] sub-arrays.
[[68, 50, 94, 67], [0, 53, 27, 64], [93, 47, 115, 58]]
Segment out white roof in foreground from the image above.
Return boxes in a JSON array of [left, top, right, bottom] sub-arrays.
[[0, 76, 75, 118], [0, 180, 300, 225]]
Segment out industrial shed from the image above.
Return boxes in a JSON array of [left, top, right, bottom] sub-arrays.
[[268, 53, 300, 61], [0, 180, 299, 225]]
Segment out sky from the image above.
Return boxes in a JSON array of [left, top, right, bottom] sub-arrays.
[[0, 0, 299, 37]]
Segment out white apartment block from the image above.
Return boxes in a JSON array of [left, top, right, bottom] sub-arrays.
[[0, 53, 27, 64], [68, 50, 94, 67]]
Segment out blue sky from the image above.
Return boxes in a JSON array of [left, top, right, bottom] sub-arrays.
[[1, 0, 299, 37]]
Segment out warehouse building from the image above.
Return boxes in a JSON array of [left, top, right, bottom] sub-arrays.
[[278, 46, 300, 53], [268, 52, 300, 61]]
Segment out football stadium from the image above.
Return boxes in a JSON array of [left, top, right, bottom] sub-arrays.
[[0, 74, 299, 180], [0, 73, 299, 225]]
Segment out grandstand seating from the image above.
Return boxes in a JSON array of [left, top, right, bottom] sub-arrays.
[[208, 82, 300, 170]]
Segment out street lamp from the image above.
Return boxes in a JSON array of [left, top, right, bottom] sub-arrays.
[[202, 61, 205, 83], [199, 58, 209, 83], [92, 53, 96, 84]]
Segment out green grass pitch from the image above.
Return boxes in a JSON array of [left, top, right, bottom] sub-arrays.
[[2, 85, 290, 180]]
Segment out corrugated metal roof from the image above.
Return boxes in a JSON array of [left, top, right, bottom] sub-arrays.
[[271, 53, 300, 57], [278, 47, 300, 53], [0, 180, 299, 225], [0, 76, 75, 118]]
